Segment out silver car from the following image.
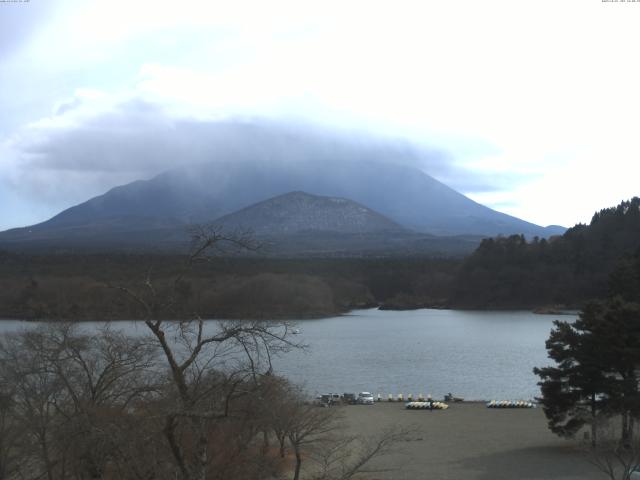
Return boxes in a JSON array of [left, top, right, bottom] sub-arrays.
[[357, 392, 375, 405]]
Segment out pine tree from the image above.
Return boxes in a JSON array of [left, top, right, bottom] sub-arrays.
[[534, 305, 611, 447], [535, 251, 640, 446]]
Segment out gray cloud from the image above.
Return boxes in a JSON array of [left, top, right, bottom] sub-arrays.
[[10, 99, 524, 209], [435, 170, 539, 195], [54, 97, 83, 116]]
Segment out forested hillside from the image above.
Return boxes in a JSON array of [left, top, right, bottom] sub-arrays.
[[1, 198, 638, 320], [452, 197, 640, 308], [0, 253, 457, 320]]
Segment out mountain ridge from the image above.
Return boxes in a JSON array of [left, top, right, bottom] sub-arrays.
[[0, 124, 566, 253], [3, 158, 564, 237], [0, 190, 485, 256], [213, 191, 408, 235]]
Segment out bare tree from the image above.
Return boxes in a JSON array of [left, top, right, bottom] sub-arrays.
[[269, 385, 411, 480], [0, 324, 160, 480], [0, 384, 22, 480], [308, 427, 410, 480], [287, 402, 341, 480], [0, 225, 408, 480], [113, 224, 300, 480], [0, 327, 68, 480], [586, 419, 640, 480]]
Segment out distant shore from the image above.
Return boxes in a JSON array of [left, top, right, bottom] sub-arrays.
[[0, 302, 582, 322]]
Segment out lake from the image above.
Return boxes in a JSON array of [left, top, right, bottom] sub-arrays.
[[0, 308, 571, 401], [272, 308, 570, 401]]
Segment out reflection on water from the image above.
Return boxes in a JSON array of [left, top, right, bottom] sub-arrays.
[[0, 308, 572, 401]]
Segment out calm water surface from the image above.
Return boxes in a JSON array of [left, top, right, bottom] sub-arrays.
[[0, 308, 572, 401], [273, 308, 572, 401]]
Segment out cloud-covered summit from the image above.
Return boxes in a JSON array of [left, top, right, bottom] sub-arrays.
[[6, 96, 526, 216], [4, 102, 431, 208], [2, 1, 638, 231]]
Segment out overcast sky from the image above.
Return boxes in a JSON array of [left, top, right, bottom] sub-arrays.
[[1, 0, 639, 231]]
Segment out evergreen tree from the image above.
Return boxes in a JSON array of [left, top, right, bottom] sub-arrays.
[[535, 251, 640, 446], [456, 197, 640, 308], [590, 298, 640, 445], [534, 304, 611, 446]]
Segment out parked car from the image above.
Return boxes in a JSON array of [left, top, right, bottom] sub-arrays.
[[319, 393, 341, 407], [343, 393, 357, 404], [357, 392, 375, 405]]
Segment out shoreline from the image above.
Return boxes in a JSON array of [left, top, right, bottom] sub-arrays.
[[0, 304, 581, 322]]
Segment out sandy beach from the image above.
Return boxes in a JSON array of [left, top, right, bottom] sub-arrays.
[[339, 402, 604, 480]]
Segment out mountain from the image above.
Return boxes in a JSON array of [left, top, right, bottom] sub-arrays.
[[34, 158, 562, 237], [210, 191, 481, 256], [0, 123, 565, 253], [0, 190, 483, 256], [214, 191, 406, 235]]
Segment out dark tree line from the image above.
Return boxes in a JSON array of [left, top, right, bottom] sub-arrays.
[[454, 197, 640, 308], [0, 252, 458, 321]]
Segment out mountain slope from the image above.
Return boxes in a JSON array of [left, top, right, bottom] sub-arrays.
[[0, 123, 565, 251], [209, 191, 484, 256], [213, 191, 406, 235], [0, 190, 484, 256], [11, 158, 561, 237]]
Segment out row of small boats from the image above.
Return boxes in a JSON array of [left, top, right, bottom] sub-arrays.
[[405, 401, 449, 410], [402, 400, 537, 409], [486, 400, 536, 409]]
